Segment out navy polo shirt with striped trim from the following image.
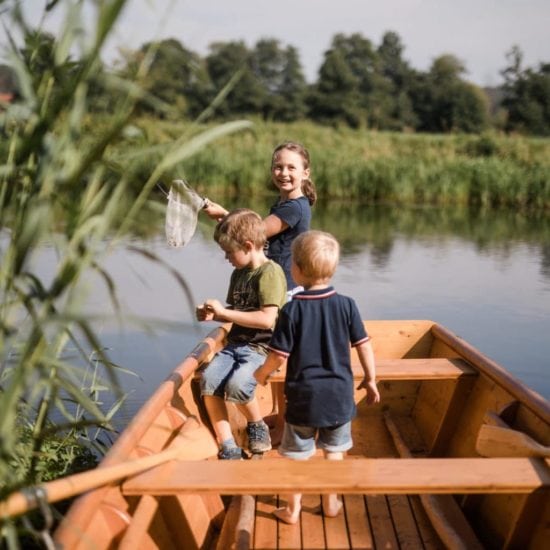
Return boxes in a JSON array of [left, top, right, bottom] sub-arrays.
[[268, 286, 369, 427]]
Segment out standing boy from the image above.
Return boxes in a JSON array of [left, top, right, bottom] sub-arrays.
[[197, 209, 287, 459], [255, 230, 380, 523]]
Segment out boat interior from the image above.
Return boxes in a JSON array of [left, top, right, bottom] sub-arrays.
[[54, 320, 550, 549]]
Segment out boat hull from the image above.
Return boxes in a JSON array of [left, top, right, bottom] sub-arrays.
[[52, 321, 550, 549]]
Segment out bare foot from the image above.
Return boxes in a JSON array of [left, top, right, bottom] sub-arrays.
[[322, 498, 343, 518], [273, 506, 300, 525]]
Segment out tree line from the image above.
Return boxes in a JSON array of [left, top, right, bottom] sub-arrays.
[[1, 30, 549, 135]]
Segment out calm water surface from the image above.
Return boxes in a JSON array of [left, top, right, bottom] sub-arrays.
[[21, 205, 550, 428], [32, 203, 550, 428]]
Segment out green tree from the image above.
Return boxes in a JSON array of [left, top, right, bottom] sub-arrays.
[[310, 32, 417, 129], [309, 33, 384, 127], [250, 39, 307, 121], [206, 41, 263, 116], [277, 46, 308, 121], [308, 46, 363, 127], [410, 54, 489, 132], [502, 46, 550, 135], [127, 38, 212, 118], [377, 31, 417, 130]]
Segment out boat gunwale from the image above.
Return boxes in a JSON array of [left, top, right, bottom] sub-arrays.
[[431, 323, 550, 424], [53, 325, 228, 543]]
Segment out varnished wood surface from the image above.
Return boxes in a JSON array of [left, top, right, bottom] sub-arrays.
[[266, 357, 476, 382], [123, 457, 550, 496], [51, 320, 550, 549]]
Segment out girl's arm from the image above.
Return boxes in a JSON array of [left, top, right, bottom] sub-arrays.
[[356, 339, 380, 405], [255, 352, 286, 385], [203, 202, 288, 238], [204, 299, 279, 330], [203, 201, 228, 222], [203, 201, 288, 239], [263, 214, 289, 238]]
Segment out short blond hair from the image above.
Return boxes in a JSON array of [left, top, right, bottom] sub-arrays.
[[214, 208, 266, 251], [291, 230, 339, 280]]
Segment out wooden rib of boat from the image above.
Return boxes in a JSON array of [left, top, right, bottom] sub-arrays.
[[8, 320, 550, 549]]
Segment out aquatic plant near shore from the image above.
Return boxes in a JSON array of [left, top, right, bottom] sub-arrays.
[[0, 2, 251, 544]]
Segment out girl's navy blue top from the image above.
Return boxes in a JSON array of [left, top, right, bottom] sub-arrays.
[[268, 287, 369, 427], [266, 196, 311, 289]]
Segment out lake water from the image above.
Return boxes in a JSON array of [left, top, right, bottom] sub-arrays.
[[25, 203, 550, 429]]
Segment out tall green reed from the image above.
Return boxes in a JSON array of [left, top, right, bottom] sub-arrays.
[[134, 120, 549, 210], [0, 2, 251, 540]]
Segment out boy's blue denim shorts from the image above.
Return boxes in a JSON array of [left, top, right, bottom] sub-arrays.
[[278, 421, 353, 460], [200, 343, 266, 404]]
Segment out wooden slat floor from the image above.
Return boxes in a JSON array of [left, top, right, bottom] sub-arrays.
[[252, 492, 443, 550], [242, 413, 444, 549]]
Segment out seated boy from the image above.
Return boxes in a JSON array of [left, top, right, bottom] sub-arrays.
[[196, 208, 287, 459], [255, 230, 380, 522]]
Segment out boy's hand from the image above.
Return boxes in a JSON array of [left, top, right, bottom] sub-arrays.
[[204, 299, 225, 320], [195, 303, 215, 322], [254, 365, 270, 386], [357, 378, 380, 406]]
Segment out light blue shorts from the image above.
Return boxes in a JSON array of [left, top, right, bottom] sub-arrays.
[[278, 421, 353, 460], [200, 343, 265, 404]]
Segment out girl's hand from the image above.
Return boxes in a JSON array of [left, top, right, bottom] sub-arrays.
[[202, 201, 228, 222], [358, 379, 380, 406]]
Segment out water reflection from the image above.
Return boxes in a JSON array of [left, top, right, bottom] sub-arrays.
[[311, 202, 550, 276]]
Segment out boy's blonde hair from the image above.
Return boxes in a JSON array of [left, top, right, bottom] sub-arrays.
[[291, 230, 339, 280], [214, 208, 266, 251]]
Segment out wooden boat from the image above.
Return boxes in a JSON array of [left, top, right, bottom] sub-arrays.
[[3, 320, 549, 549]]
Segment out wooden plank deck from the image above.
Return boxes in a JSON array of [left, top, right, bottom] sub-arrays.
[[249, 492, 442, 549]]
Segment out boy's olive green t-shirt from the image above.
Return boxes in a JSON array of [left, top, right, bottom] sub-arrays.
[[225, 259, 287, 353]]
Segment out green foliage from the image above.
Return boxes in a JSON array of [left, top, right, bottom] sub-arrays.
[[250, 39, 308, 121], [0, 2, 252, 538], [126, 120, 549, 210], [409, 55, 490, 133], [502, 46, 550, 135], [4, 25, 549, 135], [9, 423, 97, 491], [128, 38, 213, 119]]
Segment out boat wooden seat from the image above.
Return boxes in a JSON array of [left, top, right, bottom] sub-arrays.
[[193, 357, 476, 382], [268, 356, 476, 382], [123, 457, 550, 496]]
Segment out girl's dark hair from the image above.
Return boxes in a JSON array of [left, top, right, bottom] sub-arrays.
[[272, 141, 317, 206]]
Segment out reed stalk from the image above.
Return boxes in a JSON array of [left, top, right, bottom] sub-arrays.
[[0, 3, 250, 545]]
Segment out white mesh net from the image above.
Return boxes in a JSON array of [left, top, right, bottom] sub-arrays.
[[165, 180, 208, 248]]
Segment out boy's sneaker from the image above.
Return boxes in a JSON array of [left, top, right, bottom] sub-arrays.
[[246, 421, 272, 454], [218, 446, 246, 460]]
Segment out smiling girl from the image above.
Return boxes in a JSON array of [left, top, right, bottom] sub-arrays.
[[203, 142, 317, 295]]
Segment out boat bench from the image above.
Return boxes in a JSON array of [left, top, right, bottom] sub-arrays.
[[122, 457, 550, 496], [267, 357, 476, 382], [193, 357, 476, 382]]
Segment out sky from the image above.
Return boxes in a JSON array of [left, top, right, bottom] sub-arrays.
[[2, 0, 550, 87]]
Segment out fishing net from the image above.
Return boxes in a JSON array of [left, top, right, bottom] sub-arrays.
[[165, 179, 209, 248]]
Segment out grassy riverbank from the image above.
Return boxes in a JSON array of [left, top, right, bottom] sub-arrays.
[[121, 118, 550, 210]]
